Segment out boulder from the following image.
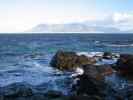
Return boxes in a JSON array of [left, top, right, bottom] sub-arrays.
[[74, 74, 106, 100], [103, 52, 119, 60], [114, 86, 133, 100], [44, 90, 64, 98], [82, 64, 114, 80], [0, 83, 33, 100], [69, 94, 103, 100], [103, 52, 113, 59], [0, 83, 33, 97], [116, 54, 133, 80], [72, 64, 115, 100], [50, 50, 96, 70], [0, 83, 68, 100]]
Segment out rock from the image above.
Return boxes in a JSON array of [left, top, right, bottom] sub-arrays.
[[103, 52, 113, 59], [0, 83, 34, 100], [82, 64, 114, 80], [103, 52, 119, 60], [74, 74, 106, 100], [71, 64, 114, 100], [116, 54, 133, 80], [0, 83, 33, 97], [82, 64, 103, 81], [50, 50, 96, 70], [44, 90, 64, 98], [0, 83, 68, 100], [114, 86, 133, 100], [69, 94, 103, 100]]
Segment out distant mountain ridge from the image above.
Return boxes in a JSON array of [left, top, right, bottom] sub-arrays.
[[27, 21, 132, 33]]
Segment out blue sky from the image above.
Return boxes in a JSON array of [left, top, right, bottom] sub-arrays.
[[0, 0, 133, 32]]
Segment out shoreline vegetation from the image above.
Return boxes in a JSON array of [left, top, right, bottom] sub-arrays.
[[0, 50, 133, 100]]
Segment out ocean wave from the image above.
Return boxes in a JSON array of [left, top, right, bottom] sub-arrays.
[[76, 52, 103, 57], [104, 43, 133, 47], [95, 42, 133, 47], [77, 51, 119, 65]]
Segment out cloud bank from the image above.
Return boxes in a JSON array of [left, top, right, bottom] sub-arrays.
[[28, 12, 133, 33]]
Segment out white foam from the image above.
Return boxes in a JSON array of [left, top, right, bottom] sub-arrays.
[[75, 67, 84, 75], [76, 52, 103, 58], [71, 67, 84, 77], [96, 59, 118, 65], [104, 43, 133, 47]]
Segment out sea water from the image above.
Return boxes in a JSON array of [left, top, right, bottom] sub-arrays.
[[0, 33, 133, 95]]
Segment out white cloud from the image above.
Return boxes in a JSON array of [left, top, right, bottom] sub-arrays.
[[92, 12, 133, 32]]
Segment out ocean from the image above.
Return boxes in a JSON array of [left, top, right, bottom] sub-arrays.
[[0, 33, 133, 97]]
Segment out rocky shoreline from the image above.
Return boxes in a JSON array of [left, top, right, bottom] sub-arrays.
[[50, 50, 133, 100], [0, 50, 133, 100]]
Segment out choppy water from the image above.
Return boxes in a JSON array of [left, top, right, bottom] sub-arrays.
[[0, 33, 133, 95]]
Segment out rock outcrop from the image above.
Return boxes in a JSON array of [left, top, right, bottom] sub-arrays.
[[116, 54, 133, 80], [0, 83, 68, 100], [103, 52, 113, 59], [72, 64, 115, 100], [50, 50, 96, 70]]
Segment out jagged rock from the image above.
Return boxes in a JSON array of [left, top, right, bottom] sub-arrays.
[[71, 64, 114, 100], [0, 83, 33, 97], [116, 54, 133, 80], [103, 52, 113, 59], [114, 86, 133, 100], [0, 83, 68, 100], [74, 74, 106, 100], [0, 83, 33, 100], [50, 50, 96, 70], [82, 64, 114, 80], [69, 94, 103, 100], [103, 52, 119, 60], [44, 90, 64, 98]]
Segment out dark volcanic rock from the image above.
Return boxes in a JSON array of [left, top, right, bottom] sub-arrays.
[[76, 74, 106, 95], [116, 54, 133, 80], [103, 52, 119, 60], [114, 86, 133, 100], [82, 64, 114, 80], [69, 94, 103, 100], [82, 64, 104, 81], [103, 52, 113, 59], [0, 83, 68, 100], [0, 83, 33, 97], [71, 64, 114, 100], [50, 50, 96, 70], [44, 90, 64, 98], [0, 83, 33, 100], [73, 74, 106, 100]]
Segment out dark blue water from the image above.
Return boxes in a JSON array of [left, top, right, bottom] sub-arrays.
[[0, 33, 133, 95]]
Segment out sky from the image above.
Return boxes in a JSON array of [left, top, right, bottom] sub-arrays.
[[0, 0, 133, 32]]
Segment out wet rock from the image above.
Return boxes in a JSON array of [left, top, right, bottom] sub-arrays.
[[50, 50, 96, 70], [74, 74, 106, 100], [0, 83, 33, 97], [82, 64, 114, 80], [69, 94, 103, 100], [116, 54, 133, 80], [0, 83, 69, 100], [103, 52, 119, 60], [103, 52, 113, 59], [82, 64, 104, 80], [44, 90, 64, 98], [114, 86, 133, 100], [71, 64, 114, 100]]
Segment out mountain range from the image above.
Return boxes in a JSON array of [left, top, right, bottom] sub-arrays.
[[27, 17, 133, 33]]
